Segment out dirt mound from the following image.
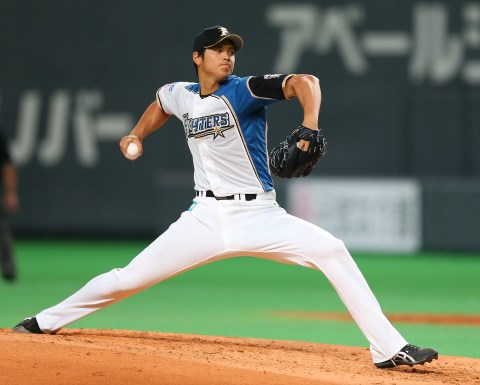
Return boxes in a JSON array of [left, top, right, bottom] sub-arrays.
[[1, 329, 478, 385]]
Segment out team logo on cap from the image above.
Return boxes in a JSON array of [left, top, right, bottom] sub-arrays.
[[219, 27, 229, 36]]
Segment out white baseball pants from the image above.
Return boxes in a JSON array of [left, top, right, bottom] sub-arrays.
[[36, 190, 407, 363]]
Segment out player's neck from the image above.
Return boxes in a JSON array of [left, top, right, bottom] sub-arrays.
[[198, 75, 227, 95], [199, 81, 221, 95]]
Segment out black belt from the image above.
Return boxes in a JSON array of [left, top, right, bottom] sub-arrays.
[[196, 190, 257, 201]]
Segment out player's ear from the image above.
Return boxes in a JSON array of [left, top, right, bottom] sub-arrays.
[[192, 52, 202, 66]]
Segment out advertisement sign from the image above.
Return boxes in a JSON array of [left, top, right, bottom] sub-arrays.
[[288, 178, 422, 252]]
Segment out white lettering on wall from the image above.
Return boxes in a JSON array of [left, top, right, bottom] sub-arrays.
[[267, 2, 480, 84], [5, 89, 134, 167]]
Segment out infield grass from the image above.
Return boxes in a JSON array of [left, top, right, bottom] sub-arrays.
[[1, 238, 479, 358]]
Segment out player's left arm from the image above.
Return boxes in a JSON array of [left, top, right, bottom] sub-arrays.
[[283, 74, 321, 132], [269, 75, 326, 178]]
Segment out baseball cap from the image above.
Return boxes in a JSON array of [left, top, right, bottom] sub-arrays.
[[193, 26, 243, 53]]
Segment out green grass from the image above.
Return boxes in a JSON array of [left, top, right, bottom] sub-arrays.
[[1, 238, 479, 358]]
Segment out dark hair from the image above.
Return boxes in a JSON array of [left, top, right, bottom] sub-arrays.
[[193, 49, 205, 78]]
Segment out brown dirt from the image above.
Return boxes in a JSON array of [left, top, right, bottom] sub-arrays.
[[271, 311, 480, 326], [1, 329, 479, 385]]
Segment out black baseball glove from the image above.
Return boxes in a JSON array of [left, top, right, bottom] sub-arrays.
[[269, 125, 326, 178]]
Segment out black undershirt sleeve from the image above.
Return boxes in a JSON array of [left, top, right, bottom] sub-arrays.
[[247, 74, 293, 100]]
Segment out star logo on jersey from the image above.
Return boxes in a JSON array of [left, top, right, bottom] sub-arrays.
[[211, 125, 231, 139]]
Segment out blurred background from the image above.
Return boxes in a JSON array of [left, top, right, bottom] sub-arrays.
[[1, 0, 479, 251], [1, 0, 479, 359]]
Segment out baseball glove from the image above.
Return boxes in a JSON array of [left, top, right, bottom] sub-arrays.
[[269, 125, 326, 178]]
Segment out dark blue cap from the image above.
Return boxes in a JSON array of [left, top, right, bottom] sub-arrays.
[[193, 26, 243, 53]]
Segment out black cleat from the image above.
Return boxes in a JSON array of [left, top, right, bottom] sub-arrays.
[[1, 260, 16, 282], [375, 344, 438, 368], [2, 270, 16, 282], [12, 317, 45, 334]]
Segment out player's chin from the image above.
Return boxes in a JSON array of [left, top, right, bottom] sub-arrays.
[[219, 66, 233, 77]]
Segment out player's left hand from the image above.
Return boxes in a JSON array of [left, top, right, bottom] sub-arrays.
[[269, 125, 326, 178]]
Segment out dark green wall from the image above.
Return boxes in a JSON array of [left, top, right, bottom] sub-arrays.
[[1, 0, 479, 249]]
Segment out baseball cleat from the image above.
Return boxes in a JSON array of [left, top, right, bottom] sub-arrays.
[[375, 344, 438, 368], [1, 260, 16, 282], [12, 317, 45, 334]]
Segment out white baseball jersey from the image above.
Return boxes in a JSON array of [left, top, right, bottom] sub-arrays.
[[157, 74, 292, 196]]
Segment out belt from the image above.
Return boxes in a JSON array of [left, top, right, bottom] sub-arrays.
[[196, 190, 257, 201]]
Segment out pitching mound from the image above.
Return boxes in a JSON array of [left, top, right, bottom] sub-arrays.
[[1, 329, 478, 385]]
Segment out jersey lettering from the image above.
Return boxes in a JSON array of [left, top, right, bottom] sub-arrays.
[[182, 113, 234, 139]]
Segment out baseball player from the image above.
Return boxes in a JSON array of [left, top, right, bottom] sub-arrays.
[[13, 26, 438, 369]]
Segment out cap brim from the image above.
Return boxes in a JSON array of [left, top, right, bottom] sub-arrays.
[[204, 34, 244, 51]]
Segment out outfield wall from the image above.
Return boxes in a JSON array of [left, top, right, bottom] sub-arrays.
[[0, 0, 479, 251], [286, 178, 480, 252]]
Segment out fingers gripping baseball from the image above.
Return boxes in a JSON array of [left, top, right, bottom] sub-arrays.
[[120, 135, 143, 161]]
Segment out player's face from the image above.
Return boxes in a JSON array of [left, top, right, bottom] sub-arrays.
[[199, 41, 236, 81]]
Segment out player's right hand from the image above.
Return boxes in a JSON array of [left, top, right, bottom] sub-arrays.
[[119, 134, 143, 161]]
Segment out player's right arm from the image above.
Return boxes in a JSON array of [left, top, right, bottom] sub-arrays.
[[119, 101, 171, 160]]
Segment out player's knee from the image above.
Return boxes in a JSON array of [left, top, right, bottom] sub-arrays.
[[308, 237, 348, 261], [326, 238, 349, 258], [332, 238, 347, 253]]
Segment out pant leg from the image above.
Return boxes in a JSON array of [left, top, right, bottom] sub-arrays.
[[224, 200, 407, 363], [37, 199, 225, 333]]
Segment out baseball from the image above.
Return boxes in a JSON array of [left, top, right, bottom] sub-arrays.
[[127, 142, 139, 157]]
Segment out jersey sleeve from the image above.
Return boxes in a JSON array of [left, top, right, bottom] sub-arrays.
[[247, 74, 294, 100], [232, 74, 294, 114], [156, 82, 191, 118]]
